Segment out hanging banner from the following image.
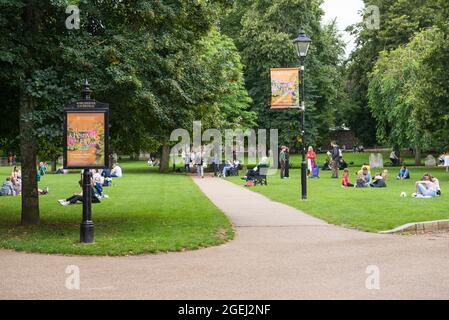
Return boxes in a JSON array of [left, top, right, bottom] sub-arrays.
[[63, 109, 109, 169], [270, 68, 300, 109]]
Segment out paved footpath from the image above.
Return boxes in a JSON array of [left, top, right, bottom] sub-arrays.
[[1, 177, 449, 299]]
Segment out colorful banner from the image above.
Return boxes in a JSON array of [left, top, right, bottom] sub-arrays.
[[270, 68, 300, 109], [66, 112, 106, 168]]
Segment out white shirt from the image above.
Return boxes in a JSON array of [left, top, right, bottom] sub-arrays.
[[111, 166, 122, 177], [93, 172, 103, 184], [444, 156, 449, 167]]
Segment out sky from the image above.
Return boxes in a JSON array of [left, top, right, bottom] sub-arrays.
[[321, 0, 365, 57]]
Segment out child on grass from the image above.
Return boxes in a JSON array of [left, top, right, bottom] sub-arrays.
[[341, 168, 354, 187]]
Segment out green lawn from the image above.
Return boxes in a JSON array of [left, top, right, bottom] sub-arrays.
[[227, 166, 449, 232], [0, 162, 233, 255]]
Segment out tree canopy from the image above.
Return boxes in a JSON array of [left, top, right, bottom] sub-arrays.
[[222, 0, 346, 148]]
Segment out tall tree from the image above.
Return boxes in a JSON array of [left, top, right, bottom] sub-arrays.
[[223, 0, 345, 148], [346, 0, 439, 145], [368, 27, 444, 164]]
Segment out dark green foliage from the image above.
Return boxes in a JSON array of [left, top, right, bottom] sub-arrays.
[[222, 0, 346, 149]]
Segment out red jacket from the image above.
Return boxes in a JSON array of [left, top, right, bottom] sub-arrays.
[[342, 175, 350, 186], [307, 151, 316, 160]]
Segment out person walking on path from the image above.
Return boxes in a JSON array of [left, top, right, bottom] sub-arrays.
[[330, 141, 341, 179], [280, 146, 286, 179], [183, 152, 190, 173], [195, 149, 204, 178]]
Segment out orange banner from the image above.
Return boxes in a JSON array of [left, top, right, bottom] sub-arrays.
[[66, 112, 106, 167], [270, 68, 300, 109]]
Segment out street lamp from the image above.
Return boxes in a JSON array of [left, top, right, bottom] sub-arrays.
[[293, 27, 311, 200]]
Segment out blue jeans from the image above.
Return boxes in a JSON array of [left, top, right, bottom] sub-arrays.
[[223, 165, 232, 177], [417, 184, 437, 197], [197, 165, 203, 177]]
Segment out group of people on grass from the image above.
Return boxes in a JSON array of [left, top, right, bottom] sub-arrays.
[[340, 164, 441, 198], [0, 155, 124, 204], [58, 164, 122, 206], [1, 165, 49, 197], [341, 165, 387, 188]]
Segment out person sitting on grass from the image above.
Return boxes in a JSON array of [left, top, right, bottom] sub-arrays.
[[11, 166, 21, 182], [397, 166, 410, 180], [322, 157, 331, 171], [356, 166, 372, 187], [0, 177, 16, 196], [38, 186, 49, 195], [101, 166, 112, 186], [111, 163, 123, 177], [390, 150, 400, 166], [13, 177, 21, 196], [371, 172, 387, 188], [92, 169, 105, 197], [413, 174, 439, 198], [58, 174, 101, 206], [355, 172, 368, 188], [339, 159, 348, 170], [426, 173, 441, 196], [341, 168, 354, 187], [381, 169, 389, 181]]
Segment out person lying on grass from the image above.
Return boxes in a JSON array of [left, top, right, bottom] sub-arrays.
[[58, 174, 101, 206], [341, 169, 354, 187], [371, 172, 387, 188], [397, 166, 410, 180]]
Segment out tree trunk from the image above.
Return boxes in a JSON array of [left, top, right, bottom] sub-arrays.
[[415, 147, 421, 166], [51, 156, 57, 173], [159, 142, 170, 173], [20, 93, 40, 225]]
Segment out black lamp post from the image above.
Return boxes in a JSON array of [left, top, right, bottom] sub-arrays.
[[293, 28, 311, 200], [80, 80, 94, 243]]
